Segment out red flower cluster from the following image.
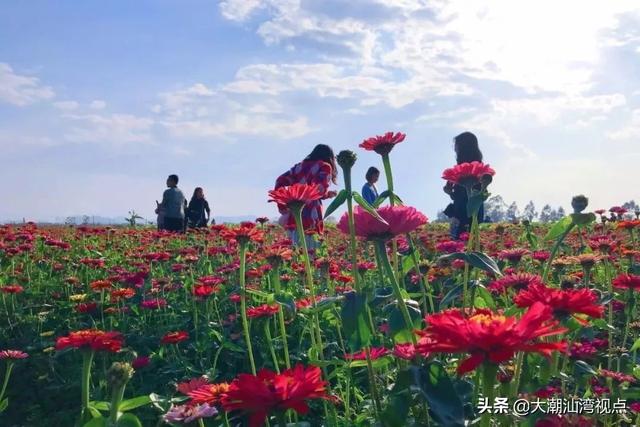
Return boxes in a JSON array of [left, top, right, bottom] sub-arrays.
[[221, 364, 332, 427], [56, 329, 123, 353], [221, 223, 264, 245], [416, 303, 567, 374]]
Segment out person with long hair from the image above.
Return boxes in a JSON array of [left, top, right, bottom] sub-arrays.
[[273, 144, 338, 248], [443, 132, 485, 239], [186, 187, 211, 228]]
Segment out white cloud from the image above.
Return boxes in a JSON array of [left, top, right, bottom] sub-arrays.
[[219, 0, 264, 22], [154, 83, 311, 140], [63, 113, 154, 145], [608, 109, 640, 141], [90, 100, 106, 110], [53, 100, 79, 111], [0, 62, 55, 106]]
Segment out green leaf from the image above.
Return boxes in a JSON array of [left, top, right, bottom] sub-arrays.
[[300, 296, 344, 314], [466, 193, 485, 217], [438, 252, 502, 277], [323, 189, 349, 219], [574, 360, 597, 376], [118, 395, 152, 412], [412, 363, 466, 427], [0, 398, 8, 413], [352, 191, 388, 225], [116, 413, 143, 427], [83, 418, 106, 427], [274, 292, 296, 314], [401, 255, 416, 276], [544, 216, 572, 241], [475, 285, 495, 310], [630, 338, 640, 353], [349, 356, 393, 369], [387, 302, 422, 344], [373, 190, 391, 208], [89, 401, 110, 412], [571, 212, 596, 226], [340, 292, 372, 350]]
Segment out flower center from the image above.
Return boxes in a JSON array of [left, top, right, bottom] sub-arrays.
[[470, 313, 506, 326]]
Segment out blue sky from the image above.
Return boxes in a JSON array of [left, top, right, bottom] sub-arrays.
[[1, 0, 639, 222]]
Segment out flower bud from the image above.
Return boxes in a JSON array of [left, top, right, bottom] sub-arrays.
[[336, 150, 357, 170], [107, 362, 134, 390], [571, 195, 589, 213]]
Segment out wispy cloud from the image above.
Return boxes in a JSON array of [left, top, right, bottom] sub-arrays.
[[0, 62, 55, 106]]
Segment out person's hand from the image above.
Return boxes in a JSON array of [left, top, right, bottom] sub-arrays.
[[443, 182, 454, 195], [326, 190, 338, 198], [154, 208, 159, 214]]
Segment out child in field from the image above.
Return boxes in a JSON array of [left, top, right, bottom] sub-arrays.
[[186, 187, 211, 228], [362, 166, 380, 205], [157, 174, 187, 233], [274, 144, 338, 249], [443, 132, 486, 239]]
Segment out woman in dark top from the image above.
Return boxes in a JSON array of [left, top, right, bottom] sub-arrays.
[[443, 132, 485, 239], [187, 187, 211, 228]]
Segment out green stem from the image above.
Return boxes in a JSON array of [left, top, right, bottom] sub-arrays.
[[382, 153, 399, 278], [272, 270, 291, 370], [375, 240, 417, 345], [0, 362, 14, 403], [239, 243, 257, 375], [542, 223, 576, 283], [109, 383, 126, 424], [343, 168, 361, 291], [364, 347, 383, 423], [264, 320, 281, 374], [81, 351, 95, 423], [510, 352, 524, 400], [481, 363, 498, 427]]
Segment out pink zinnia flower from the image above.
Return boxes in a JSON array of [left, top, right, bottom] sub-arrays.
[[337, 206, 427, 241], [359, 131, 406, 155], [442, 161, 495, 187]]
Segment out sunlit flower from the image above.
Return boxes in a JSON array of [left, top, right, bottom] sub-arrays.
[[441, 161, 495, 187], [416, 303, 567, 375]]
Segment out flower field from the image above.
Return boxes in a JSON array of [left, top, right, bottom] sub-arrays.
[[2, 143, 640, 427]]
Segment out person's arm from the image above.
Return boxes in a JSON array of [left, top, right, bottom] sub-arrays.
[[205, 200, 211, 220], [316, 162, 333, 199]]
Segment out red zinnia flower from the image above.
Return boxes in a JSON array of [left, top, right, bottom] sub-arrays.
[[90, 280, 112, 291], [359, 131, 405, 155], [132, 355, 150, 369], [416, 302, 567, 375], [192, 284, 219, 298], [177, 377, 210, 395], [514, 283, 604, 320], [393, 343, 417, 360], [187, 382, 231, 405], [0, 284, 24, 294], [268, 183, 324, 211], [161, 331, 189, 345], [435, 240, 465, 253], [221, 364, 332, 427], [247, 304, 280, 319], [56, 329, 123, 353], [442, 161, 495, 187], [345, 347, 389, 360], [221, 223, 264, 245], [498, 248, 529, 263], [488, 273, 544, 293], [337, 206, 427, 241], [612, 273, 640, 291]]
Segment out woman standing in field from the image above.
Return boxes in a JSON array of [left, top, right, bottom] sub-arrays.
[[274, 144, 338, 248], [443, 132, 485, 239], [186, 187, 211, 228]]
